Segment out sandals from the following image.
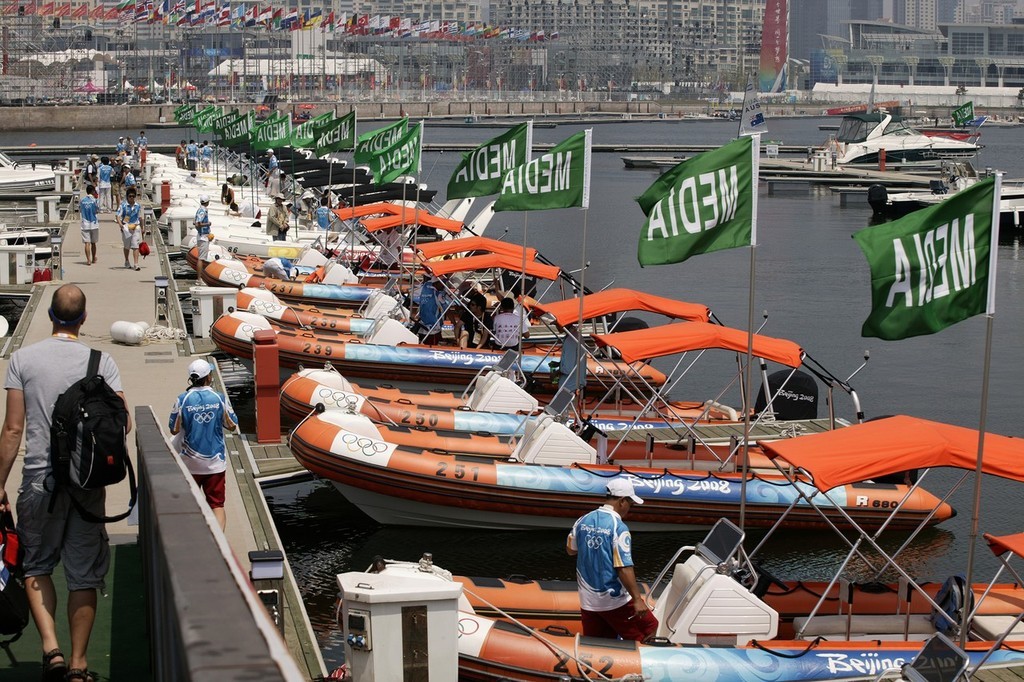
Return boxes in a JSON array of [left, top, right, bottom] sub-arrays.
[[42, 648, 67, 682], [65, 669, 96, 682]]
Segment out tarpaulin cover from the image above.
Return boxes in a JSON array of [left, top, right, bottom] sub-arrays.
[[593, 321, 803, 366], [533, 289, 710, 326], [423, 254, 561, 281], [761, 415, 1024, 492], [417, 236, 537, 261]]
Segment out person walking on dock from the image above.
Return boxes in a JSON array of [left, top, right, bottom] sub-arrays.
[[266, 149, 282, 197], [96, 157, 113, 213], [168, 359, 237, 530], [80, 184, 99, 266], [567, 478, 658, 642], [116, 188, 144, 271], [0, 284, 130, 682], [194, 195, 212, 280], [136, 130, 148, 167]]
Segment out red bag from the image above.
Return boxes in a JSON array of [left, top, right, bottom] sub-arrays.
[[139, 241, 150, 258], [1, 510, 18, 570], [33, 268, 52, 283]]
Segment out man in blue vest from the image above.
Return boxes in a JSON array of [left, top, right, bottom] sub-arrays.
[[567, 478, 658, 641], [194, 195, 212, 280]]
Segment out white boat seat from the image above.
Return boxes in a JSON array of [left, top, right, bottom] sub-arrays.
[[793, 614, 935, 640], [970, 614, 1024, 641], [653, 554, 777, 645]]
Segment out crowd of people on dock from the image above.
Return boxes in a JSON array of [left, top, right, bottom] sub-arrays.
[[77, 131, 151, 271]]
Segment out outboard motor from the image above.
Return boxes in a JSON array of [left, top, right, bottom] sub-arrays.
[[754, 369, 818, 420], [867, 184, 889, 216]]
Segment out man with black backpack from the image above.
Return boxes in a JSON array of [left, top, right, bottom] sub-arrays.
[[0, 284, 131, 682]]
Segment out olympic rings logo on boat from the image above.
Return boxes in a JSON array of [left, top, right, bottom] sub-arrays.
[[340, 432, 388, 456]]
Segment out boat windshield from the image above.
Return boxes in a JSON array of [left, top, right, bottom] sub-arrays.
[[836, 117, 874, 143], [881, 118, 916, 137]]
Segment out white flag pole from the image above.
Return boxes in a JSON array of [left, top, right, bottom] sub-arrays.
[[738, 133, 760, 531], [573, 129, 594, 408], [516, 121, 535, 359], [960, 172, 1001, 648]]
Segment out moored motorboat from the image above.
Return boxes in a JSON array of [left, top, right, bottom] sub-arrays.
[[289, 410, 951, 531], [212, 310, 666, 391], [831, 112, 980, 169]]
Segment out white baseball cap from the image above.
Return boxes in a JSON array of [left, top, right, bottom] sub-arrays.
[[188, 359, 213, 379], [607, 478, 643, 505], [199, 194, 210, 204], [267, 148, 274, 154]]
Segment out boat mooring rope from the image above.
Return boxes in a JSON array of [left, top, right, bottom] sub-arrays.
[[143, 325, 188, 343]]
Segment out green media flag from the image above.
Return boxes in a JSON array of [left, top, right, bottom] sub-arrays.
[[251, 114, 291, 152], [493, 129, 591, 213], [212, 111, 243, 140], [852, 176, 997, 340], [636, 135, 756, 266], [952, 100, 975, 126], [368, 121, 422, 186], [193, 106, 222, 134], [175, 105, 197, 124], [315, 111, 356, 156], [354, 118, 408, 164], [220, 111, 254, 147], [291, 112, 334, 148], [447, 122, 533, 200]]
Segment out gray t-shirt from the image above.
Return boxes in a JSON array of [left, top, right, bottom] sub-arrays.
[[5, 336, 123, 478]]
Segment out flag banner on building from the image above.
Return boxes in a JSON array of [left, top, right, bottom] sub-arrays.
[[852, 176, 997, 340], [290, 111, 334, 148], [354, 118, 408, 164], [251, 114, 291, 151], [447, 121, 533, 200], [952, 101, 975, 127], [315, 111, 356, 156], [368, 121, 422, 185], [493, 129, 591, 212], [636, 135, 756, 266], [193, 105, 222, 133], [220, 111, 254, 147]]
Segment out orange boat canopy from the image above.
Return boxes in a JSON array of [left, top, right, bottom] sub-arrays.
[[592, 321, 803, 367], [761, 415, 1024, 492], [423, 254, 561, 281], [985, 532, 1024, 559], [417, 236, 538, 262], [533, 289, 709, 327], [332, 202, 404, 221], [362, 211, 464, 234]]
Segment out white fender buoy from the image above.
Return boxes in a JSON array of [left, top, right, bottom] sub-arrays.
[[135, 321, 151, 332], [111, 320, 146, 345]]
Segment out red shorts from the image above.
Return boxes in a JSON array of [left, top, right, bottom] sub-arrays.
[[192, 472, 226, 509], [581, 601, 658, 641]]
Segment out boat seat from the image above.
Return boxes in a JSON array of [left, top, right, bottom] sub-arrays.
[[793, 614, 935, 641], [653, 554, 777, 645], [970, 614, 1024, 641], [367, 318, 418, 346]]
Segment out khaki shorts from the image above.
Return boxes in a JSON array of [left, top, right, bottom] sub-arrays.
[[197, 234, 210, 261], [80, 222, 99, 243], [16, 473, 110, 591], [121, 224, 142, 250]]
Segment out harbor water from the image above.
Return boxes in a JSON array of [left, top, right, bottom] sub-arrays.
[[18, 117, 1024, 669]]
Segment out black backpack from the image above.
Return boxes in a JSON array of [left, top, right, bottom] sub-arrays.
[[49, 349, 137, 524]]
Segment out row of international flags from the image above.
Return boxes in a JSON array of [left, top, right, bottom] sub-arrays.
[[3, 0, 561, 41]]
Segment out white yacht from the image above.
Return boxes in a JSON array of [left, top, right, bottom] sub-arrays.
[[832, 112, 980, 169], [0, 152, 55, 193]]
